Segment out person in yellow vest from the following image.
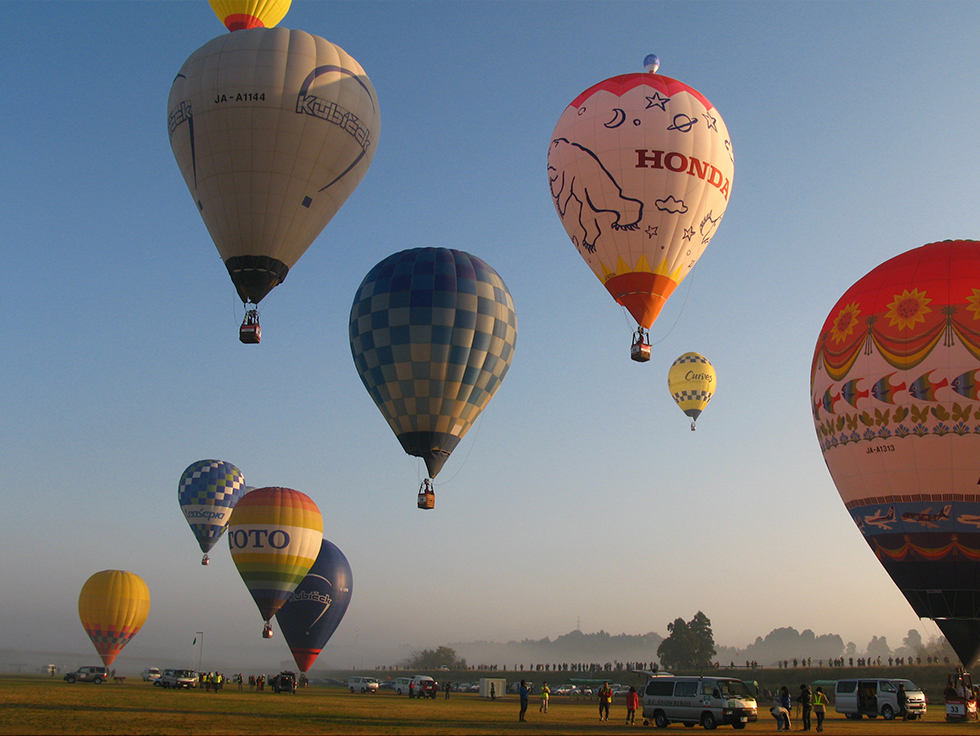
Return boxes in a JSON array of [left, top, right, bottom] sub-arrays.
[[812, 686, 829, 733], [540, 681, 551, 713]]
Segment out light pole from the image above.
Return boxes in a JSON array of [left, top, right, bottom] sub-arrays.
[[195, 632, 204, 672]]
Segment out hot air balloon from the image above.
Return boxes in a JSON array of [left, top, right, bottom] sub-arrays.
[[811, 239, 980, 667], [78, 570, 150, 667], [209, 0, 291, 31], [168, 21, 380, 343], [276, 538, 352, 672], [667, 352, 716, 430], [177, 459, 246, 565], [227, 486, 322, 637], [548, 55, 733, 361], [349, 248, 518, 509]]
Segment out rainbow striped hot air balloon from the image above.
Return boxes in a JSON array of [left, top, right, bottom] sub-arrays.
[[227, 487, 322, 638], [78, 570, 150, 667]]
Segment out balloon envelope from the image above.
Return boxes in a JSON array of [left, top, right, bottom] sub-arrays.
[[275, 538, 353, 672], [227, 487, 323, 624], [349, 248, 518, 478], [78, 570, 150, 667], [178, 459, 246, 556], [209, 0, 291, 31], [667, 352, 716, 424], [549, 68, 733, 331], [811, 239, 980, 666], [168, 28, 380, 305]]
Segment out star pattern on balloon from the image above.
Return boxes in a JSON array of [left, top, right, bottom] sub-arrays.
[[645, 92, 670, 111], [682, 226, 696, 241], [645, 225, 659, 238], [703, 111, 718, 131]]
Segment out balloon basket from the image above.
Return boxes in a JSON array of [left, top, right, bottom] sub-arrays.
[[630, 330, 651, 362], [240, 308, 261, 344], [417, 480, 435, 510], [201, 555, 210, 566], [262, 622, 273, 639]]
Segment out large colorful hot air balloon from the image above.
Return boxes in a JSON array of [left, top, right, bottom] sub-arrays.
[[178, 459, 246, 565], [168, 21, 380, 343], [349, 248, 518, 509], [811, 239, 980, 667], [78, 570, 150, 667], [667, 352, 716, 430], [227, 487, 322, 637], [209, 0, 291, 31], [276, 538, 353, 672], [548, 55, 733, 361]]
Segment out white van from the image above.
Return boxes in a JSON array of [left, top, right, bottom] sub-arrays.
[[393, 676, 413, 695], [834, 678, 926, 720], [642, 675, 757, 729], [347, 675, 379, 693]]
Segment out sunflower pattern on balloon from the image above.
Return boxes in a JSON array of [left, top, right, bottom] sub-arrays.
[[811, 240, 980, 659]]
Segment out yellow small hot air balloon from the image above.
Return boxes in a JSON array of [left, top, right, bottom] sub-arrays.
[[667, 352, 716, 430], [209, 0, 291, 31], [78, 570, 150, 667]]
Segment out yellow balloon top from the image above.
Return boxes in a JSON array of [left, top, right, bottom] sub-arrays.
[[209, 0, 291, 31]]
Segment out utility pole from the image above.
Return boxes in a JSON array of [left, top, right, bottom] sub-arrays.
[[195, 631, 204, 672]]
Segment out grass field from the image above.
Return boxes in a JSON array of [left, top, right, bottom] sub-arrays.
[[0, 676, 965, 735]]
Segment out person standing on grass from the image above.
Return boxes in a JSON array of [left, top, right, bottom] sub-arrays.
[[626, 685, 639, 725], [540, 681, 551, 713], [796, 684, 811, 731], [812, 686, 828, 732], [598, 681, 613, 721], [519, 679, 530, 722]]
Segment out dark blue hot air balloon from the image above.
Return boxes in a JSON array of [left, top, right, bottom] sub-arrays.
[[275, 539, 353, 672], [349, 248, 518, 509]]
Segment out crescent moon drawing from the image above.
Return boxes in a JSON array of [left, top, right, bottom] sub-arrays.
[[604, 108, 626, 128]]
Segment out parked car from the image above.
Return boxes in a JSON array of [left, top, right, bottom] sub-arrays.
[[553, 684, 579, 696], [834, 678, 927, 720], [393, 676, 413, 695], [64, 666, 109, 684], [155, 668, 199, 689], [141, 668, 161, 682], [410, 675, 438, 699], [271, 671, 297, 694], [348, 675, 379, 693]]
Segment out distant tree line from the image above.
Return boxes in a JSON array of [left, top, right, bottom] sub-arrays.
[[400, 645, 468, 670]]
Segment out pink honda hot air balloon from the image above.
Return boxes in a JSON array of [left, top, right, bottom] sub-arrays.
[[812, 239, 980, 667], [549, 54, 733, 361]]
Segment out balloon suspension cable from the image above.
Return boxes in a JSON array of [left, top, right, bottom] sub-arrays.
[[262, 621, 273, 639], [201, 554, 210, 566]]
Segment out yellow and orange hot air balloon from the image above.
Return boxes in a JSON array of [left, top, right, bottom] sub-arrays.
[[548, 54, 733, 361], [227, 487, 322, 637], [78, 570, 150, 667], [667, 352, 716, 430], [209, 0, 291, 31]]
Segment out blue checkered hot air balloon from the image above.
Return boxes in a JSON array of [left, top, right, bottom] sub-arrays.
[[349, 248, 518, 509], [178, 459, 246, 565]]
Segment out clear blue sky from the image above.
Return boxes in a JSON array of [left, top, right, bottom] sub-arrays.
[[3, 0, 980, 672]]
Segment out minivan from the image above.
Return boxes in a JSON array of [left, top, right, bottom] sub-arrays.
[[348, 675, 379, 693], [642, 675, 758, 729], [834, 678, 926, 720], [393, 676, 413, 695]]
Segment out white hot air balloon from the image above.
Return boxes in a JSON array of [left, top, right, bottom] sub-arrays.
[[168, 26, 380, 342]]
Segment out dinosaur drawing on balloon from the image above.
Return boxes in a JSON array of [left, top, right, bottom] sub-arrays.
[[548, 138, 643, 254]]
